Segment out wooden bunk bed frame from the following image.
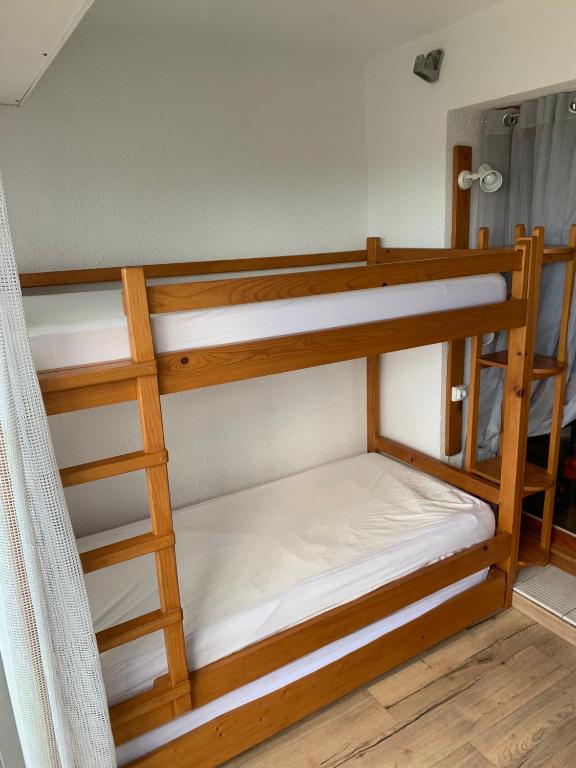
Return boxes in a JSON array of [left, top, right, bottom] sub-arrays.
[[21, 233, 542, 766]]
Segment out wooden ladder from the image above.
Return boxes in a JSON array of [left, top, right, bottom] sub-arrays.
[[465, 225, 576, 564], [63, 267, 191, 728]]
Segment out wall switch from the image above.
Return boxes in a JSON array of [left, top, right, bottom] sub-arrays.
[[451, 385, 467, 402]]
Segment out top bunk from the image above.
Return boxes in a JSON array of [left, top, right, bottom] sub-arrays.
[[20, 237, 529, 415]]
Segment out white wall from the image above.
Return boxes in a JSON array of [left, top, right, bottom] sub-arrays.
[[367, 0, 576, 458], [0, 21, 368, 536], [3, 0, 576, 536]]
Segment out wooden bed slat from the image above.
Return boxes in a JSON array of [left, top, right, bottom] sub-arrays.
[[146, 252, 521, 313], [124, 571, 505, 767], [80, 532, 175, 574], [156, 300, 527, 394], [96, 609, 183, 653], [60, 449, 168, 487]]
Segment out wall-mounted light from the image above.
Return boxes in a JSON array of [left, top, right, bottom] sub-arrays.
[[458, 164, 503, 193]]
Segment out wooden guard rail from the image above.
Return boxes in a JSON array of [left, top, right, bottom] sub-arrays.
[[146, 251, 520, 313], [19, 249, 368, 288]]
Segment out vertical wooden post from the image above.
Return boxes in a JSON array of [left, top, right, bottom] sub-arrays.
[[122, 267, 192, 716], [498, 236, 543, 605], [540, 225, 576, 555], [445, 145, 473, 456], [515, 224, 526, 240], [366, 237, 381, 452], [464, 226, 490, 472], [499, 225, 528, 459]]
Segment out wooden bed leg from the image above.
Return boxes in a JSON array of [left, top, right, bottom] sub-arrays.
[[366, 237, 381, 452], [498, 235, 543, 605]]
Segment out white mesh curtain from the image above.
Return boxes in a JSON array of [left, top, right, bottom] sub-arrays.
[[0, 175, 116, 767], [474, 92, 576, 455]]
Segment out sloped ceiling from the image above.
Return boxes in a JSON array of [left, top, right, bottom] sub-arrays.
[[0, 0, 95, 106], [87, 0, 507, 56], [2, 0, 507, 105]]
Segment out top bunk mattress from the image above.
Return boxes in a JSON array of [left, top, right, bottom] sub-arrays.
[[23, 273, 507, 372], [77, 452, 495, 705]]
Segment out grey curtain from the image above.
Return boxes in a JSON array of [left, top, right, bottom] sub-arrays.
[[475, 92, 576, 455]]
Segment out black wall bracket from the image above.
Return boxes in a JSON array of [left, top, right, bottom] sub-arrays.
[[413, 49, 444, 83]]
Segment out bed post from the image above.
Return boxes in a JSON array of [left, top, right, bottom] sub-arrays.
[[497, 234, 543, 605], [366, 237, 381, 452]]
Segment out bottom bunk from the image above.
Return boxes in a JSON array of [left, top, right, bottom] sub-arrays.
[[76, 452, 507, 766]]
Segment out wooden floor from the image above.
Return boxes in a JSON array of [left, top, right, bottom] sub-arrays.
[[225, 608, 576, 768]]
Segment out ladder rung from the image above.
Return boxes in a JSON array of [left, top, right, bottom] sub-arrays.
[[110, 676, 191, 734], [61, 449, 168, 487], [39, 359, 158, 394], [96, 608, 182, 653], [81, 531, 175, 573]]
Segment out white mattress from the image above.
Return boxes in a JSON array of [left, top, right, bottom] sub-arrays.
[[77, 453, 495, 706], [24, 273, 506, 371], [116, 570, 486, 766]]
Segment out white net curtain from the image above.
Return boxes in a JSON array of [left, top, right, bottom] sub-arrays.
[[474, 92, 576, 455], [0, 175, 116, 767]]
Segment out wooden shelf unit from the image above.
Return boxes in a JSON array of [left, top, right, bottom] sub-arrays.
[[466, 224, 576, 563]]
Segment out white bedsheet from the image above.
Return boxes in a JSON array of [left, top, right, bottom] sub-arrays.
[[77, 453, 495, 706], [24, 274, 506, 371]]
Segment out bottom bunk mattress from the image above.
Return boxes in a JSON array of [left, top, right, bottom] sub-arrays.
[[77, 452, 495, 706], [116, 570, 485, 765]]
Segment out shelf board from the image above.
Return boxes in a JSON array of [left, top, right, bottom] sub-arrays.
[[478, 351, 564, 380], [472, 456, 555, 497], [543, 246, 576, 265]]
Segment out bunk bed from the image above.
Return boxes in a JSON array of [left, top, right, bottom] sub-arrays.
[[20, 234, 542, 767]]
